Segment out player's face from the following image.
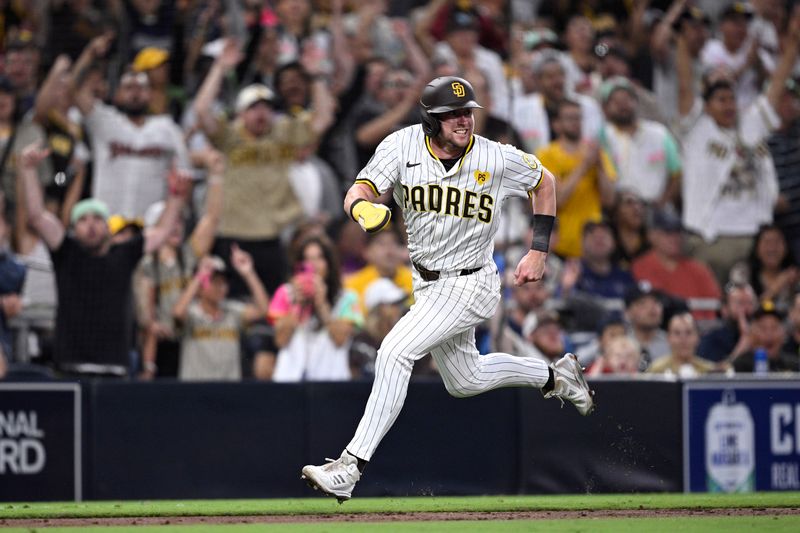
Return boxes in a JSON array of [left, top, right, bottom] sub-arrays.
[[705, 88, 737, 129], [667, 316, 699, 360], [437, 108, 474, 149], [73, 213, 110, 251]]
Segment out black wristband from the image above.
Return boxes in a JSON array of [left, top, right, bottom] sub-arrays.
[[349, 198, 366, 222], [531, 214, 555, 252]]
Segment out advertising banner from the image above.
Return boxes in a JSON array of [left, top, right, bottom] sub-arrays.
[[0, 383, 82, 501], [684, 381, 800, 492]]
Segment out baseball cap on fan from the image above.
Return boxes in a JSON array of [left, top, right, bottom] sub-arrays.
[[523, 28, 559, 51], [598, 76, 636, 104], [752, 299, 784, 321], [673, 5, 711, 29], [235, 84, 276, 113], [720, 1, 754, 21], [650, 208, 683, 233], [522, 309, 561, 337], [363, 279, 407, 312], [624, 281, 661, 308], [132, 47, 169, 72], [446, 8, 480, 34]]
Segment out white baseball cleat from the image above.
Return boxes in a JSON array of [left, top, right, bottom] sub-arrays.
[[544, 353, 595, 416], [301, 451, 361, 503]]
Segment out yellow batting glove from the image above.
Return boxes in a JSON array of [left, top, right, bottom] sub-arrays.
[[350, 199, 391, 233]]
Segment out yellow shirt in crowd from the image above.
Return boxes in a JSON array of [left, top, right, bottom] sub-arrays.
[[345, 265, 414, 310], [536, 142, 616, 258]]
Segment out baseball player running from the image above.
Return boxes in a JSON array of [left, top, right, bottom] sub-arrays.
[[302, 76, 594, 502]]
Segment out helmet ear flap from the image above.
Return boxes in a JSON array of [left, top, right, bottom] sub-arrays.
[[420, 108, 440, 137]]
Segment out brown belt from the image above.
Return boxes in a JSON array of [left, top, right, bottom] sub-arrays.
[[412, 261, 481, 282]]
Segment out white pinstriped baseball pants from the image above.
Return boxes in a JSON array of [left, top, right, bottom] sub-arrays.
[[346, 266, 550, 461]]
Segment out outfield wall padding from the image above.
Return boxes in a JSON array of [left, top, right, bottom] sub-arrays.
[[1, 379, 682, 500]]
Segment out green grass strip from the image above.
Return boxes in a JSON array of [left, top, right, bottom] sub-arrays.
[[1, 493, 799, 520], [2, 515, 800, 533]]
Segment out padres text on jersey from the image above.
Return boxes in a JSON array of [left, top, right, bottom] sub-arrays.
[[355, 124, 543, 271]]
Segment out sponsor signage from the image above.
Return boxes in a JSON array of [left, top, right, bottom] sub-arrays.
[[684, 381, 800, 492], [0, 383, 82, 501]]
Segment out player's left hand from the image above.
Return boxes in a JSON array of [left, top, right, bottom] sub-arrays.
[[513, 250, 547, 286]]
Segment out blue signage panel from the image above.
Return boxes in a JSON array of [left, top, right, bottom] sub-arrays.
[[0, 383, 82, 501], [684, 381, 800, 492]]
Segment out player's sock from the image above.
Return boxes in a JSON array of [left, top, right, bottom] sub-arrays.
[[345, 449, 368, 473], [542, 367, 555, 393]]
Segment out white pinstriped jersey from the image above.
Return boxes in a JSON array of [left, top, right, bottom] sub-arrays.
[[355, 124, 543, 271]]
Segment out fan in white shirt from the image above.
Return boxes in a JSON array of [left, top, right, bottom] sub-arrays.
[[676, 10, 800, 283]]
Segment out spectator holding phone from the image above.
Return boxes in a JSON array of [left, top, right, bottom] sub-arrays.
[[269, 235, 363, 382]]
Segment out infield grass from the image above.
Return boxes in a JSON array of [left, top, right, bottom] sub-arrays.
[[2, 493, 799, 531], [1, 492, 799, 519]]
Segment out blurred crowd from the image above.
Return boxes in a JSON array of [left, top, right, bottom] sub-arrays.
[[1, 0, 800, 383]]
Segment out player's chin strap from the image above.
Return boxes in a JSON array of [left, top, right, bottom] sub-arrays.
[[531, 214, 555, 253]]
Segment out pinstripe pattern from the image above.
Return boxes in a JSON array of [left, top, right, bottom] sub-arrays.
[[347, 269, 549, 460], [346, 127, 550, 460], [358, 125, 543, 271]]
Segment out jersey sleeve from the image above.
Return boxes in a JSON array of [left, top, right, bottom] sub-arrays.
[[500, 144, 544, 199], [84, 102, 118, 140], [354, 132, 401, 195], [741, 95, 780, 147]]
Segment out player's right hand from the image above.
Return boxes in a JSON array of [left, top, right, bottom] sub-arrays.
[[350, 199, 391, 233]]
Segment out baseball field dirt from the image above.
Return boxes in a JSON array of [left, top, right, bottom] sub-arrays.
[[1, 493, 799, 531]]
